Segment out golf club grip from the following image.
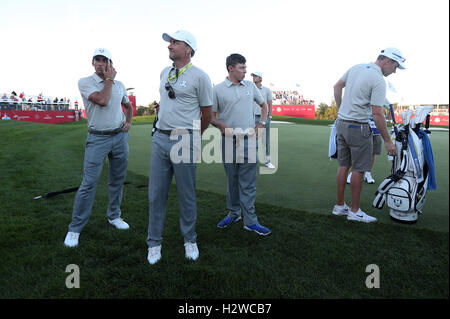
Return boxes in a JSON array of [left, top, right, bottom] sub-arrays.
[[389, 104, 396, 124], [388, 104, 399, 137], [44, 187, 79, 197]]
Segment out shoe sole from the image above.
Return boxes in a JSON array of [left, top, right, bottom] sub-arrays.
[[217, 216, 242, 228], [244, 226, 271, 236], [347, 216, 377, 223], [185, 254, 199, 261], [147, 256, 161, 265], [108, 220, 130, 230], [332, 211, 348, 216]]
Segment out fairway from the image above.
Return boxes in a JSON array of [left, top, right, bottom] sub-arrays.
[[128, 123, 449, 232], [0, 120, 448, 299]]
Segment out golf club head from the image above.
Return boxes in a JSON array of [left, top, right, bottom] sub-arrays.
[[414, 105, 434, 126], [401, 110, 414, 126]]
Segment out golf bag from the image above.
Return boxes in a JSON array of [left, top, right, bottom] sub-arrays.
[[373, 105, 436, 223]]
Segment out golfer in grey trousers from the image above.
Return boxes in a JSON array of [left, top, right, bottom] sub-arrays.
[[146, 30, 213, 265], [64, 48, 133, 248], [211, 53, 271, 236], [251, 71, 275, 169]]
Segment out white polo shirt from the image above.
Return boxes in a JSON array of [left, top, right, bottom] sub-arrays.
[[157, 64, 213, 130], [213, 78, 264, 130], [338, 62, 386, 123], [253, 85, 272, 116], [78, 73, 130, 131]]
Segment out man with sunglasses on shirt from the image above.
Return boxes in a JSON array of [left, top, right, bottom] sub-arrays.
[[146, 30, 213, 265]]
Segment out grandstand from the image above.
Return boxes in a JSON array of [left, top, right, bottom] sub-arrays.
[[395, 103, 449, 116], [271, 90, 314, 105], [1, 91, 77, 111]]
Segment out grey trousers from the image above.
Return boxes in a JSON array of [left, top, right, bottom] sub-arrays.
[[147, 131, 197, 247], [68, 131, 129, 233], [222, 136, 259, 226], [254, 115, 271, 163]]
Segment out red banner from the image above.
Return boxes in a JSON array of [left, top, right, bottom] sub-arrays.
[[394, 114, 449, 126], [272, 104, 315, 119], [122, 95, 137, 117], [0, 110, 83, 124]]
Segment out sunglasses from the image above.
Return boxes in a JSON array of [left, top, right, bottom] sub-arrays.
[[165, 82, 176, 99]]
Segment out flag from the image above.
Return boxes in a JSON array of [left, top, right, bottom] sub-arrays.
[[387, 81, 397, 93]]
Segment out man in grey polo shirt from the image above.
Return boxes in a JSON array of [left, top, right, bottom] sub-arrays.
[[211, 53, 270, 236], [64, 48, 133, 247], [332, 48, 405, 223], [146, 30, 213, 265], [251, 71, 275, 169]]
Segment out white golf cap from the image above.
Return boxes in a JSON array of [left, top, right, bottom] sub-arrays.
[[93, 48, 112, 60], [380, 47, 406, 69], [251, 71, 263, 77], [162, 30, 197, 56]]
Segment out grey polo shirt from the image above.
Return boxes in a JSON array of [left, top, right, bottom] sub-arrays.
[[337, 62, 386, 123], [78, 73, 130, 131], [213, 78, 264, 130], [253, 85, 272, 115], [157, 64, 213, 130]]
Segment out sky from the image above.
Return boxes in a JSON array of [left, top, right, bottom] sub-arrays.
[[1, 0, 449, 107]]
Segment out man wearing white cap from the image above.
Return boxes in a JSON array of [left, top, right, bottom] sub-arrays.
[[146, 30, 213, 264], [251, 71, 275, 169], [331, 47, 405, 223], [64, 48, 134, 247]]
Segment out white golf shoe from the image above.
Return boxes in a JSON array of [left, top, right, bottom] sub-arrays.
[[108, 218, 130, 230], [347, 209, 377, 223], [346, 172, 352, 184], [147, 245, 162, 265], [265, 162, 276, 169], [64, 232, 80, 247], [184, 242, 199, 261], [364, 172, 375, 184], [332, 203, 349, 216]]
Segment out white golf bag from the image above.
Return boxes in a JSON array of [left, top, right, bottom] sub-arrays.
[[373, 105, 435, 223]]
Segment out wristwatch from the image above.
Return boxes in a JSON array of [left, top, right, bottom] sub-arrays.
[[259, 121, 266, 126]]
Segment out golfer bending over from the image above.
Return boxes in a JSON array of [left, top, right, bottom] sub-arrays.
[[332, 48, 405, 222]]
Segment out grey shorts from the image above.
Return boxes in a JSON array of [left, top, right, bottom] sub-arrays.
[[336, 119, 373, 172], [373, 134, 382, 155]]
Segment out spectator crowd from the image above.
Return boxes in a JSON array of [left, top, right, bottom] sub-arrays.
[[272, 90, 314, 105], [1, 91, 78, 111]]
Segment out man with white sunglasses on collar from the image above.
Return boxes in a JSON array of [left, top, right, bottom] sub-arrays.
[[146, 30, 213, 265]]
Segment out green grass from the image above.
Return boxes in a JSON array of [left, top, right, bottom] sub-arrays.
[[0, 119, 448, 299], [128, 122, 449, 232]]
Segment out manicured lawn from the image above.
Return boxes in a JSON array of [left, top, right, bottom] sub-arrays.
[[0, 119, 447, 299]]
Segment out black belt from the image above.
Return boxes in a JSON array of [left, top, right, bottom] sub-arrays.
[[88, 128, 123, 135], [340, 119, 369, 125], [156, 128, 193, 136]]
